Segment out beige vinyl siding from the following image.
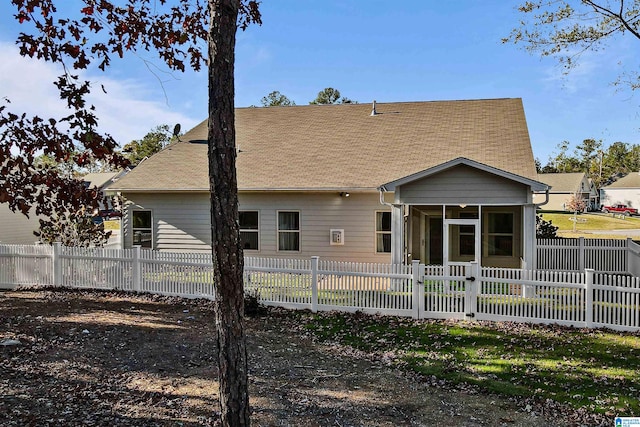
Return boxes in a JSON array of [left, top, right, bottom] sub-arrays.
[[124, 193, 211, 252], [397, 165, 529, 205], [240, 192, 390, 262], [537, 193, 573, 211], [0, 204, 42, 245], [122, 191, 392, 263]]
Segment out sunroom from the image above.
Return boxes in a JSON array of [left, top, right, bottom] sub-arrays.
[[378, 158, 549, 269]]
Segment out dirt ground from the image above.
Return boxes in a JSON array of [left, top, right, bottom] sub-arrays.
[[0, 288, 592, 426]]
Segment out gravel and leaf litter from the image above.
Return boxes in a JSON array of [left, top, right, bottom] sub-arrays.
[[0, 288, 604, 426]]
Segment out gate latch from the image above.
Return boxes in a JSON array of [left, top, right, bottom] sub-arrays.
[[466, 276, 476, 282], [465, 313, 475, 318]]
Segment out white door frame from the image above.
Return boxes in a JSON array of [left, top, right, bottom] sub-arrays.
[[419, 212, 427, 264], [442, 218, 481, 268]]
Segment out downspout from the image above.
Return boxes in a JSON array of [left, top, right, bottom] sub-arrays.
[[378, 186, 394, 208], [529, 185, 550, 272], [534, 186, 550, 207], [379, 186, 406, 265]]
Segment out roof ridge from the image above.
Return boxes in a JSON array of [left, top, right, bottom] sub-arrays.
[[236, 97, 521, 110]]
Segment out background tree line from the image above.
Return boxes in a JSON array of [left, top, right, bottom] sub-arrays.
[[537, 138, 640, 188], [259, 87, 355, 107], [35, 124, 179, 178]]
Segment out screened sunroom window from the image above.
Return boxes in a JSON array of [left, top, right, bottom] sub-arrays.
[[487, 212, 513, 256]]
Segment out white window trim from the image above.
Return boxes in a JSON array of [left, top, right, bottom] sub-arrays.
[[239, 210, 260, 252], [277, 210, 301, 252], [375, 210, 392, 254], [131, 209, 153, 249]]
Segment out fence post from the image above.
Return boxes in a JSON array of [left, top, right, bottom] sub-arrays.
[[522, 268, 535, 299], [411, 260, 420, 319], [627, 238, 633, 275], [52, 242, 62, 287], [520, 258, 534, 299], [419, 263, 426, 317], [311, 256, 319, 313], [585, 268, 594, 328], [579, 237, 585, 271], [132, 246, 141, 293], [467, 261, 479, 321]]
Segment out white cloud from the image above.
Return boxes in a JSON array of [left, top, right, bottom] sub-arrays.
[[0, 42, 199, 146], [540, 49, 602, 94], [539, 40, 639, 96]]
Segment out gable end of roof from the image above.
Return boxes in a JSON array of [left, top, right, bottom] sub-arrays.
[[380, 157, 548, 192]]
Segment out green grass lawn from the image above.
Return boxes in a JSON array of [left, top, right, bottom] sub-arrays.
[[103, 219, 120, 231], [298, 310, 640, 416], [539, 212, 640, 239]]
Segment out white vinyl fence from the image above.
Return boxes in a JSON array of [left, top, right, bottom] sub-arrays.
[[536, 237, 640, 274], [244, 257, 416, 317], [1, 243, 639, 332]]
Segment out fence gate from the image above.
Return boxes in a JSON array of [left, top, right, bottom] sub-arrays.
[[421, 262, 478, 320], [422, 215, 482, 320]]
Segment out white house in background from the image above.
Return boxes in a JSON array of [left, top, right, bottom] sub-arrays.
[[107, 98, 548, 268], [600, 172, 640, 209], [83, 172, 124, 192], [0, 204, 42, 245], [0, 171, 123, 245], [534, 172, 598, 211]]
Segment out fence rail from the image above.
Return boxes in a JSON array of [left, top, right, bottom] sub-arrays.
[[1, 243, 639, 332]]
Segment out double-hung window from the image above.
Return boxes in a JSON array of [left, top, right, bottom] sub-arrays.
[[375, 211, 391, 253], [132, 210, 153, 249], [239, 211, 259, 251], [278, 211, 300, 251]]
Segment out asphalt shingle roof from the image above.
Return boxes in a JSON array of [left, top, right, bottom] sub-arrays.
[[536, 173, 586, 193], [604, 173, 640, 188], [109, 98, 537, 192]]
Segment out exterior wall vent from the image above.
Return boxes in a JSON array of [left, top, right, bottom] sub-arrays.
[[330, 229, 345, 245]]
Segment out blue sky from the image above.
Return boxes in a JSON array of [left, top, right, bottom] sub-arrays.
[[1, 1, 639, 163]]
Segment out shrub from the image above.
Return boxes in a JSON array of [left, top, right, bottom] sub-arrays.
[[244, 290, 266, 317], [536, 214, 558, 238]]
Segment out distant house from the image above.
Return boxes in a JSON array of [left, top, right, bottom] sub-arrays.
[[83, 172, 124, 191], [0, 171, 123, 245], [107, 98, 548, 268], [0, 204, 42, 245], [534, 172, 598, 211], [83, 171, 127, 214], [600, 173, 640, 209]]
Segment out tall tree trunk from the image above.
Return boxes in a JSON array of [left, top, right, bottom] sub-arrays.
[[207, 1, 249, 425]]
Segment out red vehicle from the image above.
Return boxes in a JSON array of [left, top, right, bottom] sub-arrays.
[[99, 209, 122, 219], [601, 204, 638, 216]]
